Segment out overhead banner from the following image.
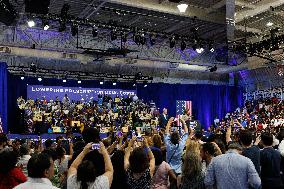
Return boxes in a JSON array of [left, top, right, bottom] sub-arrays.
[[27, 85, 137, 101]]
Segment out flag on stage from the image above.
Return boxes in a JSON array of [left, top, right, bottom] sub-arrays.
[[176, 100, 192, 126]]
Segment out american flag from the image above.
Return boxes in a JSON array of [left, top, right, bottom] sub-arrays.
[[176, 100, 192, 126]]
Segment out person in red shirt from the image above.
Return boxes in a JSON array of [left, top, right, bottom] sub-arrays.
[[0, 150, 27, 189]]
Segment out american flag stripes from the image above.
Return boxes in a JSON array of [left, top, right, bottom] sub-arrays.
[[176, 100, 192, 126]]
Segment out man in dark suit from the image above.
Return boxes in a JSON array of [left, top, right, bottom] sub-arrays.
[[159, 108, 168, 129], [260, 132, 283, 189]]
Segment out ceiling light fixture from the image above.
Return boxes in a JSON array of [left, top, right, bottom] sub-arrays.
[[63, 79, 67, 83], [177, 4, 188, 13], [43, 20, 49, 30], [78, 80, 81, 84], [21, 76, 25, 80], [196, 48, 204, 53], [27, 20, 35, 27], [38, 77, 42, 82]]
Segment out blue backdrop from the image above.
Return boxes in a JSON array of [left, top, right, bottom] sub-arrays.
[[0, 63, 7, 133], [3, 65, 243, 133]]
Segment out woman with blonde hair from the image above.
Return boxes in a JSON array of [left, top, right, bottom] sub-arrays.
[[185, 140, 200, 154], [178, 142, 204, 189]]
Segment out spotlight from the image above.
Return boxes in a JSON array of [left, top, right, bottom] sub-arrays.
[[38, 77, 42, 82], [209, 41, 214, 52], [100, 81, 104, 85], [63, 79, 67, 83], [266, 22, 273, 27], [71, 23, 78, 36], [92, 27, 98, 37], [21, 76, 25, 80], [43, 20, 49, 30], [177, 4, 188, 13], [170, 36, 176, 48], [27, 20, 35, 27], [111, 29, 117, 41], [78, 80, 81, 84], [140, 33, 146, 45], [113, 81, 117, 86], [143, 81, 148, 87], [133, 83, 136, 87], [181, 40, 186, 51], [196, 48, 204, 53]]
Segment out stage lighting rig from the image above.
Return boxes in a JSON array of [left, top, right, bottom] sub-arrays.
[[42, 19, 49, 30], [121, 32, 127, 43], [111, 29, 117, 41], [91, 26, 98, 37], [181, 40, 186, 51], [71, 23, 78, 36], [149, 33, 156, 46], [170, 36, 176, 48], [140, 33, 146, 45]]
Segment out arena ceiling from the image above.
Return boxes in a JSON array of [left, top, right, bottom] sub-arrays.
[[0, 0, 284, 85]]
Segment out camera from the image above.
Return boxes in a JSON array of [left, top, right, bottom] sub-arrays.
[[91, 143, 100, 150]]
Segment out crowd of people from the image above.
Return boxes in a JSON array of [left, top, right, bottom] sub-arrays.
[[16, 94, 164, 134], [0, 96, 283, 189]]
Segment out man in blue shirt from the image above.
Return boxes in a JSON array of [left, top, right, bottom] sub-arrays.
[[164, 117, 188, 174], [204, 142, 261, 189]]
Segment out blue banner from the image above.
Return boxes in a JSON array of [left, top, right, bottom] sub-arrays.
[[27, 85, 136, 101]]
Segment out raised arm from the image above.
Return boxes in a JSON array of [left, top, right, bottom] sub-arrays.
[[100, 142, 114, 187], [68, 143, 92, 177], [180, 118, 188, 134], [143, 138, 155, 177], [107, 139, 118, 155], [165, 117, 175, 135], [68, 140, 74, 160], [226, 125, 232, 144], [124, 136, 135, 171]]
